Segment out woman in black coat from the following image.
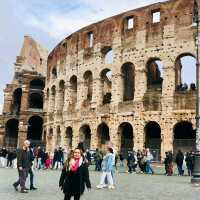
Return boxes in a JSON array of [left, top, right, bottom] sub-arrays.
[[59, 148, 91, 200]]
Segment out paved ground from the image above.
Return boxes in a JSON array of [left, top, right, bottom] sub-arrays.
[[0, 167, 200, 200]]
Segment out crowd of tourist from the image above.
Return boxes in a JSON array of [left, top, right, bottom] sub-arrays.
[[0, 145, 195, 177]]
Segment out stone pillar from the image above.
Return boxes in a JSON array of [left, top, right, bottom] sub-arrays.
[[91, 78, 103, 108], [49, 89, 56, 113], [134, 122, 145, 151], [90, 126, 98, 150], [63, 82, 71, 112], [161, 59, 175, 111], [76, 81, 85, 109], [111, 73, 123, 105], [18, 122, 28, 148], [20, 85, 29, 111], [3, 90, 12, 114], [134, 67, 147, 101]]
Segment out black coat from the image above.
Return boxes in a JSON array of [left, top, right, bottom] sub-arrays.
[[59, 162, 91, 196]]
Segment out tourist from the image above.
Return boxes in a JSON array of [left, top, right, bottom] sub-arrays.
[[127, 151, 135, 173], [59, 148, 91, 200], [119, 152, 124, 167], [96, 147, 115, 189], [28, 145, 37, 190], [185, 152, 194, 176], [145, 148, 154, 174], [94, 148, 102, 171], [13, 140, 30, 193], [175, 150, 184, 176]]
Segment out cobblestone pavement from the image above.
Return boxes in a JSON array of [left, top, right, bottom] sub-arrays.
[[0, 168, 200, 200]]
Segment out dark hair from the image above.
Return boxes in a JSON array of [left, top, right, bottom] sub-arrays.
[[108, 147, 113, 154]]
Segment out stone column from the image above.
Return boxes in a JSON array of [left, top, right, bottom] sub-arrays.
[[49, 89, 56, 113], [20, 85, 29, 111], [161, 59, 175, 111], [2, 90, 12, 114], [90, 126, 98, 150], [76, 80, 85, 109], [18, 122, 28, 148], [111, 72, 123, 105], [63, 82, 71, 112], [134, 122, 145, 151], [91, 78, 103, 108]]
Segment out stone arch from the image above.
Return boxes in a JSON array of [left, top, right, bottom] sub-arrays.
[[83, 71, 93, 102], [118, 122, 134, 157], [52, 67, 57, 79], [173, 121, 196, 154], [121, 62, 135, 101], [66, 126, 73, 149], [12, 88, 22, 114], [100, 68, 112, 104], [97, 122, 110, 150], [79, 124, 91, 150], [146, 58, 163, 90], [175, 53, 196, 91], [27, 115, 43, 146], [5, 118, 19, 148], [69, 75, 77, 105], [102, 47, 113, 64], [144, 121, 161, 161]]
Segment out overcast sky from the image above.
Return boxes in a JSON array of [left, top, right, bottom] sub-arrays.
[[0, 0, 195, 114]]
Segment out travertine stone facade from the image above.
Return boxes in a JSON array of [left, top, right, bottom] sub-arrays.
[[44, 0, 199, 159], [0, 36, 48, 148], [0, 0, 198, 160]]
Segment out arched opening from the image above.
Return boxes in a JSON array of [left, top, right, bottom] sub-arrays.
[[66, 126, 73, 149], [83, 71, 93, 102], [30, 79, 45, 90], [27, 116, 43, 146], [173, 121, 196, 154], [59, 80, 65, 111], [97, 123, 110, 149], [50, 86, 56, 112], [52, 67, 57, 79], [5, 119, 19, 148], [146, 58, 163, 90], [104, 48, 113, 64], [29, 92, 43, 109], [69, 75, 77, 105], [100, 69, 112, 104], [79, 125, 91, 150], [56, 126, 61, 147], [118, 122, 134, 157], [121, 62, 135, 101], [12, 88, 22, 114], [144, 121, 161, 161], [175, 54, 196, 91]]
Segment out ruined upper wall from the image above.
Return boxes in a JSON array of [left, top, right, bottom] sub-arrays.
[[46, 0, 197, 80], [15, 36, 48, 77]]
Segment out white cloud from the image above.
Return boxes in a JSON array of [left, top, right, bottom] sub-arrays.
[[26, 0, 168, 40]]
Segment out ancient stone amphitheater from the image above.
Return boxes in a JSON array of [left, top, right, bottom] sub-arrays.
[[0, 0, 198, 160]]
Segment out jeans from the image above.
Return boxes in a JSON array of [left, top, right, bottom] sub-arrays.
[[14, 168, 28, 190], [145, 160, 154, 174], [177, 164, 183, 175]]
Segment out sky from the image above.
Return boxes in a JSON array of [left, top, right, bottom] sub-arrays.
[[0, 0, 195, 114]]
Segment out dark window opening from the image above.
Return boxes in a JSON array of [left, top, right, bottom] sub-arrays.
[[30, 79, 45, 90], [97, 123, 110, 148], [12, 88, 22, 115], [29, 92, 43, 109], [121, 62, 135, 101]]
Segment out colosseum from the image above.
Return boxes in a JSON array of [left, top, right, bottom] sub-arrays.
[[0, 0, 199, 160]]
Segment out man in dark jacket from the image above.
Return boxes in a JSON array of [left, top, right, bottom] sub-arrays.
[[28, 146, 37, 190], [175, 150, 184, 176], [13, 140, 30, 193]]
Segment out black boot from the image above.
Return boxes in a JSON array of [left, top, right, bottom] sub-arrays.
[[30, 186, 37, 190]]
